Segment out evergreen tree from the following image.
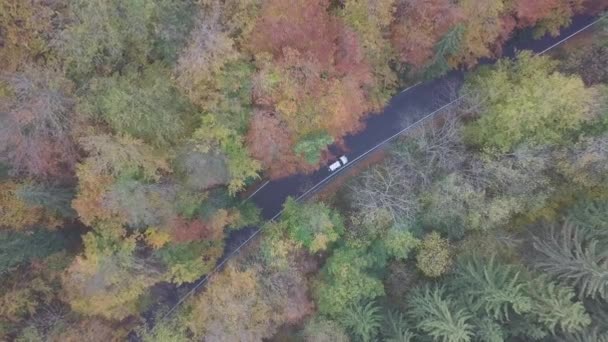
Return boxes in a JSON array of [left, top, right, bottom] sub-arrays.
[[407, 285, 473, 342], [533, 222, 608, 300], [567, 198, 608, 238], [340, 301, 382, 342], [452, 255, 532, 320], [527, 276, 591, 335], [0, 229, 66, 274], [15, 182, 76, 219], [384, 311, 415, 342]]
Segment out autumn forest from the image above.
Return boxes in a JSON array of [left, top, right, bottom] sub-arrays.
[[1, 0, 608, 341]]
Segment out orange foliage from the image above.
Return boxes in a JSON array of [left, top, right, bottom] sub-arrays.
[[391, 0, 462, 68], [246, 109, 315, 178], [169, 209, 239, 243], [247, 0, 375, 178], [71, 163, 116, 226], [248, 0, 338, 66]]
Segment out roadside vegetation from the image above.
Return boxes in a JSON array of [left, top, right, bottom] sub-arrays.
[[0, 0, 607, 340]]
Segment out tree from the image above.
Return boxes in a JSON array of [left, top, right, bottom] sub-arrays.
[[424, 25, 465, 78], [383, 228, 420, 261], [247, 0, 376, 176], [0, 68, 77, 179], [137, 318, 189, 342], [567, 198, 608, 234], [454, 0, 512, 67], [280, 197, 344, 253], [0, 229, 66, 274], [340, 301, 382, 342], [407, 285, 473, 342], [0, 181, 59, 231], [83, 64, 194, 147], [293, 131, 334, 165], [416, 232, 452, 278], [557, 133, 608, 189], [155, 240, 223, 285], [452, 255, 532, 320], [78, 134, 170, 182], [15, 182, 76, 219], [384, 311, 416, 342], [187, 266, 278, 341], [300, 317, 349, 342], [390, 0, 462, 68], [246, 109, 319, 179], [463, 52, 592, 153], [0, 0, 56, 72], [173, 148, 230, 191], [512, 0, 581, 37], [339, 0, 399, 102], [191, 114, 261, 194], [57, 0, 195, 79], [533, 222, 608, 300], [61, 221, 161, 320], [527, 276, 591, 335], [314, 246, 385, 318], [562, 43, 608, 85], [174, 8, 240, 111]]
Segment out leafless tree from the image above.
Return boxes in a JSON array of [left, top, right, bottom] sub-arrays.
[[0, 68, 77, 178]]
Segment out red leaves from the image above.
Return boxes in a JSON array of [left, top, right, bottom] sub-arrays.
[[246, 109, 317, 179], [168, 216, 214, 243], [248, 0, 337, 66]]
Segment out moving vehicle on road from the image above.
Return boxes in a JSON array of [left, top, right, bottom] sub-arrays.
[[328, 155, 348, 172]]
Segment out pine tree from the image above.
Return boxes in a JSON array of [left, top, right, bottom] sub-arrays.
[[527, 276, 591, 335], [474, 318, 504, 342], [384, 311, 415, 342], [425, 24, 464, 79], [340, 301, 382, 342], [452, 255, 532, 320], [407, 285, 473, 342], [567, 198, 608, 238], [533, 222, 608, 300]]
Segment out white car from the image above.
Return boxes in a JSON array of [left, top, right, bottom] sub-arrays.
[[328, 155, 348, 172]]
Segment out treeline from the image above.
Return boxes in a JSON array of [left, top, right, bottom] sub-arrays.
[[145, 25, 608, 341], [0, 0, 607, 340]]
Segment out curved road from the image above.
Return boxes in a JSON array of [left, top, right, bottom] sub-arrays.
[[144, 14, 601, 329]]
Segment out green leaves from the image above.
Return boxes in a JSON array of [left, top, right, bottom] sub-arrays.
[[280, 197, 344, 253], [463, 52, 592, 153], [407, 285, 474, 342], [527, 276, 591, 334], [0, 230, 66, 274], [339, 301, 382, 342], [533, 222, 608, 300], [314, 246, 385, 318], [85, 65, 194, 147], [293, 131, 334, 165], [453, 255, 532, 320]]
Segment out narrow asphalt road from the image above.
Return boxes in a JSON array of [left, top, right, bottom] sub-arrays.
[[248, 14, 598, 221], [142, 14, 600, 330]]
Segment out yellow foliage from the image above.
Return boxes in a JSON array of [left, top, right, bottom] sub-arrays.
[[188, 266, 276, 340], [0, 181, 58, 230], [0, 0, 53, 71], [143, 228, 172, 249]]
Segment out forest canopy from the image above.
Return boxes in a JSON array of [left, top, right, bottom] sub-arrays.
[[0, 0, 607, 340]]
